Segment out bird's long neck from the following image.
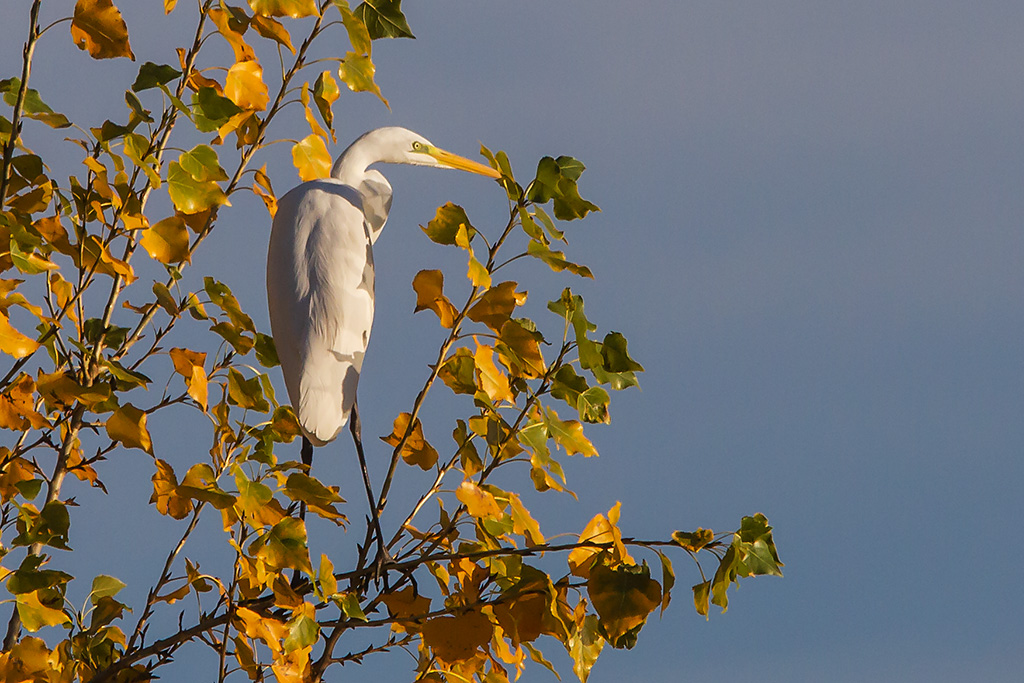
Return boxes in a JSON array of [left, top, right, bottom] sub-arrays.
[[331, 146, 371, 186]]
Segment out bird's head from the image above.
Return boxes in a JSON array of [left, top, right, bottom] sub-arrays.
[[337, 127, 501, 180]]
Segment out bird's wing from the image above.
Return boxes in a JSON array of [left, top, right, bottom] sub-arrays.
[[267, 180, 375, 445], [359, 169, 392, 245]]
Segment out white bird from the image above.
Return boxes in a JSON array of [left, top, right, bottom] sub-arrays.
[[266, 127, 499, 557]]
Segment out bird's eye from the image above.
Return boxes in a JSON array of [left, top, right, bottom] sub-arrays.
[[411, 141, 423, 151]]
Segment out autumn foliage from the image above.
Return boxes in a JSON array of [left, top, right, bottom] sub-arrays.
[[0, 1, 781, 682]]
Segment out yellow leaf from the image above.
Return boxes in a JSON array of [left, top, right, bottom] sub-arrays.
[[466, 255, 491, 288], [300, 83, 329, 142], [567, 503, 633, 579], [78, 235, 136, 283], [338, 52, 388, 108], [106, 403, 154, 454], [254, 165, 278, 217], [291, 134, 331, 181], [71, 0, 134, 60], [140, 216, 190, 264], [333, 0, 371, 55], [164, 0, 178, 14], [544, 406, 597, 457], [209, 7, 256, 62], [508, 493, 544, 545], [0, 374, 48, 431], [412, 269, 457, 328], [380, 413, 439, 470], [474, 343, 514, 405], [0, 311, 39, 359], [16, 590, 70, 632], [169, 348, 208, 411], [225, 60, 269, 111], [248, 0, 320, 19], [456, 481, 504, 520]]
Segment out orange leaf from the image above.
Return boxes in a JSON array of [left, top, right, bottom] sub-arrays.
[[106, 403, 153, 454], [412, 270, 457, 328], [380, 413, 439, 470], [422, 610, 492, 663], [71, 0, 134, 60]]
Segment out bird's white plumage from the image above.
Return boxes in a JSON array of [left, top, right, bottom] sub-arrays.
[[266, 127, 500, 447], [268, 180, 374, 445]]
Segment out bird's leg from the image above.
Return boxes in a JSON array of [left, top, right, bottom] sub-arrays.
[[350, 401, 390, 582], [298, 436, 314, 520]]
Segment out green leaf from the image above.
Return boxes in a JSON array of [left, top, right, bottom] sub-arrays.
[[6, 557, 72, 595], [355, 0, 414, 39], [89, 575, 126, 604], [283, 610, 319, 652], [12, 501, 71, 550], [692, 580, 711, 618], [178, 144, 228, 182], [711, 545, 739, 613], [227, 368, 270, 413], [421, 202, 475, 246], [132, 62, 181, 91], [0, 79, 71, 128], [205, 277, 255, 332], [437, 347, 477, 395], [526, 155, 599, 220], [105, 359, 152, 389], [125, 91, 154, 124], [577, 386, 610, 424], [601, 331, 644, 373], [167, 161, 229, 214], [191, 87, 242, 132], [255, 332, 280, 367], [313, 71, 340, 139], [735, 513, 784, 577], [527, 240, 593, 278], [655, 550, 675, 615], [338, 592, 368, 621]]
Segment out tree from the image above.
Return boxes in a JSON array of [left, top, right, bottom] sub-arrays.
[[0, 2, 782, 681]]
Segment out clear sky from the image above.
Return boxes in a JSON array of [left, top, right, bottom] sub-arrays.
[[2, 2, 1022, 681]]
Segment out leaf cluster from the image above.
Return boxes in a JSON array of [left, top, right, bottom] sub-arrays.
[[0, 2, 780, 682]]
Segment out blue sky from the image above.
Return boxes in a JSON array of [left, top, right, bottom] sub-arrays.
[[2, 1, 1022, 681]]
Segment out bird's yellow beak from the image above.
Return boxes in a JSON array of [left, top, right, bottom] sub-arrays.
[[429, 147, 502, 179]]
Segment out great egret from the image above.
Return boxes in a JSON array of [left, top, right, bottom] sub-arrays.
[[266, 127, 500, 564]]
